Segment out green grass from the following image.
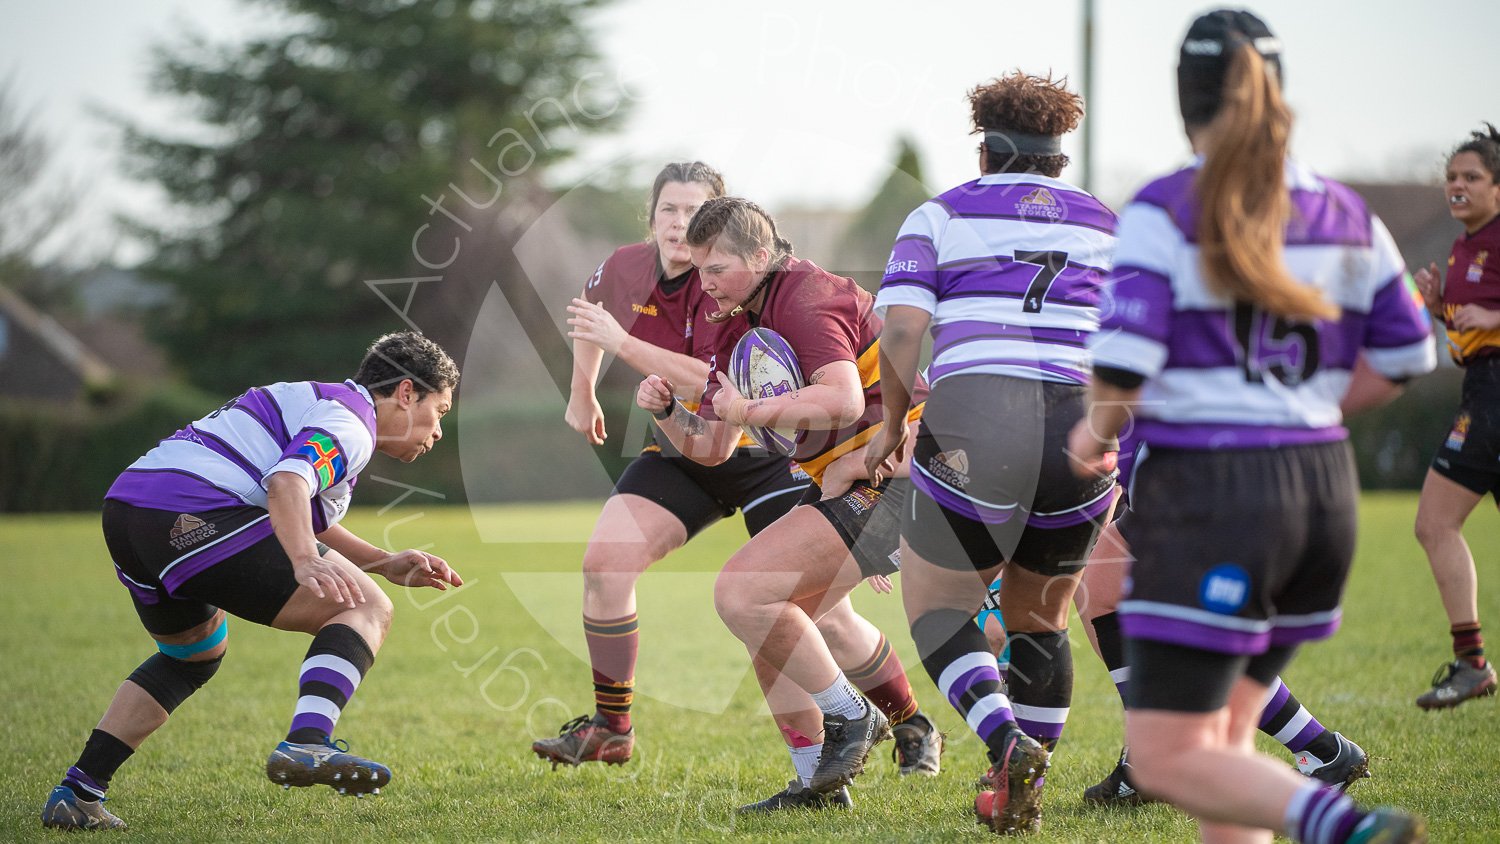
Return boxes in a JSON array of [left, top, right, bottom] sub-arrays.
[[2, 493, 1496, 841]]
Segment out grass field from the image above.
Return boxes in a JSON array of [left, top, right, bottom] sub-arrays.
[[2, 492, 1496, 842]]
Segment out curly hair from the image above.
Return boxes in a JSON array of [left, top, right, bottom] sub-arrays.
[[969, 72, 1084, 177], [352, 332, 459, 399], [1451, 122, 1500, 180]]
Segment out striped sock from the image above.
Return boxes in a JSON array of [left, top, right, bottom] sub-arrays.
[[1008, 629, 1073, 751], [286, 624, 374, 744], [61, 730, 133, 802], [1259, 677, 1338, 763], [845, 634, 920, 725], [1283, 781, 1364, 843], [1091, 611, 1130, 703], [912, 608, 1018, 760], [1452, 621, 1486, 668], [584, 613, 638, 732]]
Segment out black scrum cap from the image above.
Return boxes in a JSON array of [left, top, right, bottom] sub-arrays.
[[1178, 8, 1283, 126]]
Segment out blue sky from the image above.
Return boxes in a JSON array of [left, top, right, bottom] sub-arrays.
[[3, 0, 1495, 264]]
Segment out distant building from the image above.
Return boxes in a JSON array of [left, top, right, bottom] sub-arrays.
[[0, 284, 113, 403]]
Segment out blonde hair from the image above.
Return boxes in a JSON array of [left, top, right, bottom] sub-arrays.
[[1197, 44, 1337, 321]]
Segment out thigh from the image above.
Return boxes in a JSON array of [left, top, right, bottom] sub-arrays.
[[103, 500, 235, 636], [720, 504, 866, 612], [898, 539, 1001, 621], [585, 492, 691, 566], [612, 451, 729, 540]]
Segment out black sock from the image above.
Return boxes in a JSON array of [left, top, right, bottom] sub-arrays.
[[61, 730, 134, 801], [1007, 629, 1073, 751]]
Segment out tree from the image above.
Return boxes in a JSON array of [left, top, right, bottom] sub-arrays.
[[0, 82, 75, 306], [833, 136, 930, 292], [121, 0, 626, 389]]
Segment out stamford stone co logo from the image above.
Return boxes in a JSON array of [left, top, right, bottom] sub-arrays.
[[1016, 187, 1062, 220], [169, 514, 218, 551], [928, 449, 971, 489]]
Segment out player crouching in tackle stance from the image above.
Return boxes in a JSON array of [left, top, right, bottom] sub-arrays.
[[41, 332, 461, 831], [637, 196, 929, 811], [1069, 10, 1433, 843]]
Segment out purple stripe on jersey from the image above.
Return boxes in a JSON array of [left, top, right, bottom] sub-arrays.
[[233, 388, 290, 446], [1365, 272, 1432, 349], [106, 469, 247, 511], [974, 707, 1016, 743], [1131, 167, 1371, 246], [316, 381, 377, 434], [1100, 267, 1174, 344], [883, 236, 938, 290], [932, 321, 1089, 358], [301, 667, 357, 701], [310, 498, 329, 533], [189, 425, 263, 483], [1026, 487, 1118, 529], [1258, 681, 1292, 730], [937, 264, 1104, 308], [1270, 616, 1342, 646], [928, 357, 1088, 385], [289, 711, 336, 739], [160, 518, 276, 595], [1159, 310, 1361, 372], [114, 566, 160, 605], [1133, 420, 1347, 450], [935, 181, 1118, 234], [260, 387, 291, 442], [1015, 716, 1065, 742], [1120, 611, 1271, 655]]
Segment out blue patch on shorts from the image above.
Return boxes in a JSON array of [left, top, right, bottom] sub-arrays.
[[1199, 564, 1250, 614]]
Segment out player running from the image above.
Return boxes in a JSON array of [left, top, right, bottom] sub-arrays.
[[1068, 10, 1433, 843], [1411, 123, 1500, 709], [40, 332, 461, 831], [863, 71, 1118, 834], [636, 196, 928, 810], [535, 165, 941, 789]]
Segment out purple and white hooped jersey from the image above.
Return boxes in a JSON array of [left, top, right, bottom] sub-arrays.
[[1090, 159, 1435, 449], [875, 173, 1117, 386], [106, 380, 377, 532]]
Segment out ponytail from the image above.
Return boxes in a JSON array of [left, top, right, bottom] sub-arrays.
[[1197, 44, 1337, 321]]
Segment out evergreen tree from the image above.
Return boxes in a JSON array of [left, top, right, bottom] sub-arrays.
[[833, 136, 930, 292], [121, 0, 625, 388]]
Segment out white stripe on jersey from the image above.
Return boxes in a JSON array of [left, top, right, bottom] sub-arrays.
[[1143, 366, 1350, 430], [934, 338, 1091, 373], [934, 217, 1116, 273], [130, 439, 266, 501]]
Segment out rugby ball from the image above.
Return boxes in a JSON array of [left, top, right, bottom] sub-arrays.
[[728, 327, 804, 456]]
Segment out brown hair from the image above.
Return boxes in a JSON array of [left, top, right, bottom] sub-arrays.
[[1196, 45, 1337, 321], [353, 331, 459, 399], [647, 161, 725, 234], [1450, 122, 1500, 180], [969, 72, 1083, 177], [685, 197, 794, 322]]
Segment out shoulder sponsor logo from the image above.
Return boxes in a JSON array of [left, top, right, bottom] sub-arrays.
[[1016, 187, 1063, 220], [1199, 563, 1250, 615], [927, 448, 971, 489], [631, 303, 659, 316], [168, 514, 219, 551]]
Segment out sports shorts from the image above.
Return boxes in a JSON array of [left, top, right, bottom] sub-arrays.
[[903, 374, 1117, 575], [1118, 441, 1358, 661], [613, 447, 809, 538], [804, 478, 907, 579], [1431, 357, 1500, 500], [103, 499, 301, 635]]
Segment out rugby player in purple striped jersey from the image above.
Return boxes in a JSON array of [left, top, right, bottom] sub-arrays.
[[41, 332, 461, 831]]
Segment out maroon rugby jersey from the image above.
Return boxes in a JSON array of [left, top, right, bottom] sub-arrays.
[[1441, 215, 1500, 364], [700, 257, 927, 483], [584, 241, 703, 355]]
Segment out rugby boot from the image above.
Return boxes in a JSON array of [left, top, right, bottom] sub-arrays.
[[737, 779, 853, 813], [1415, 659, 1497, 710], [531, 714, 634, 769], [891, 710, 945, 776], [266, 738, 391, 796], [1081, 746, 1155, 807], [1346, 808, 1427, 843], [40, 786, 127, 831], [974, 732, 1050, 835], [1295, 732, 1371, 792], [808, 703, 891, 793]]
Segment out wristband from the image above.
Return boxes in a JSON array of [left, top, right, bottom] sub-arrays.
[[652, 396, 677, 421]]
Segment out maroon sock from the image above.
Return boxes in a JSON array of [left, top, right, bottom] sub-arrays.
[[584, 613, 638, 732], [1452, 621, 1486, 668], [846, 634, 920, 725]]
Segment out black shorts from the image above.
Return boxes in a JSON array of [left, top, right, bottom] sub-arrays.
[[102, 499, 301, 636], [804, 479, 906, 578], [1431, 358, 1500, 500], [903, 375, 1116, 575], [1126, 640, 1297, 713], [613, 447, 809, 538], [1119, 441, 1358, 659]]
